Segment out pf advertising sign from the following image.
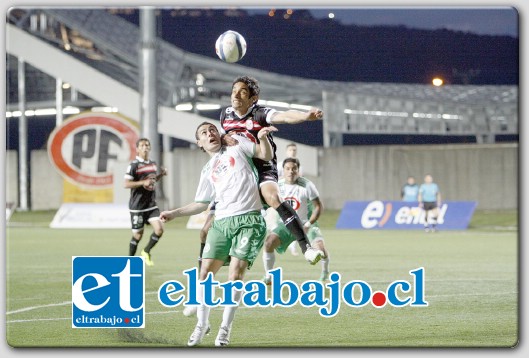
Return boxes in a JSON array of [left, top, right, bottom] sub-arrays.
[[48, 112, 139, 189], [336, 201, 477, 230]]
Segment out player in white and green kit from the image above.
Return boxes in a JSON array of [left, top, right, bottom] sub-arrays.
[[263, 158, 330, 283], [160, 121, 276, 347]]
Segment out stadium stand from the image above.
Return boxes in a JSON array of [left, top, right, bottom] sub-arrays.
[[6, 8, 517, 147]]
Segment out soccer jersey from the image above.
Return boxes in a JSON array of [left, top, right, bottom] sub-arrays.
[[419, 183, 440, 202], [124, 157, 158, 212], [194, 134, 262, 220], [401, 184, 419, 202], [278, 176, 319, 223], [220, 104, 278, 169]]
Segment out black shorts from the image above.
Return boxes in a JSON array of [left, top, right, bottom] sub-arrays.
[[253, 158, 278, 184], [423, 202, 437, 211], [130, 207, 160, 231]]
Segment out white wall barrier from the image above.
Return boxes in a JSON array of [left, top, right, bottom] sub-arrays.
[[6, 143, 518, 214], [50, 203, 130, 229]]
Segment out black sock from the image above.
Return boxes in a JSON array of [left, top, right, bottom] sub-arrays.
[[276, 201, 310, 254], [129, 238, 139, 256], [143, 233, 161, 253], [198, 243, 205, 269]]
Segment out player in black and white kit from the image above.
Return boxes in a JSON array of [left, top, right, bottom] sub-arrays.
[[124, 138, 167, 266], [220, 75, 324, 265]]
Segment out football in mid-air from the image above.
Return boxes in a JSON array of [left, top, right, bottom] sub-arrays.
[[215, 30, 247, 63]]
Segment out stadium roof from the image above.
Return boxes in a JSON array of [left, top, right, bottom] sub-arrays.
[[6, 7, 518, 142], [7, 8, 517, 107]]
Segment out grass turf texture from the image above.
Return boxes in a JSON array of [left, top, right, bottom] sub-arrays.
[[5, 210, 518, 348]]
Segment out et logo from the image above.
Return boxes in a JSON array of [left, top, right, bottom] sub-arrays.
[[47, 112, 138, 188], [72, 256, 145, 328]]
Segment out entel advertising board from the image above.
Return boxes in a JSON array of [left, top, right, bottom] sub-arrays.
[[336, 201, 477, 230]]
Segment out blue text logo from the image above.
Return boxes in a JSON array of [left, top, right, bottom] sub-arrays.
[[72, 256, 144, 328], [158, 267, 428, 318]]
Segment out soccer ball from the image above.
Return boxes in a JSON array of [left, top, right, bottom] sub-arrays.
[[215, 30, 247, 63]]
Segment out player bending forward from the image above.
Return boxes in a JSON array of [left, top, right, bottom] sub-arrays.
[[160, 122, 275, 347], [263, 158, 330, 284]]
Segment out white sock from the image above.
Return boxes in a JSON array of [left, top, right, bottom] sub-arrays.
[[321, 254, 330, 273], [196, 284, 210, 327], [263, 251, 275, 277], [220, 289, 243, 329]]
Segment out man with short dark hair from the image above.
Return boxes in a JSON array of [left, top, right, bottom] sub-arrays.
[[160, 122, 276, 347], [219, 75, 324, 264], [263, 157, 330, 283], [124, 138, 167, 266]]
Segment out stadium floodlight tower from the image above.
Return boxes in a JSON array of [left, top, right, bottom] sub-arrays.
[[139, 6, 160, 167]]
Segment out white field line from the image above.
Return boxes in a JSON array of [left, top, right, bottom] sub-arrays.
[[6, 301, 72, 315]]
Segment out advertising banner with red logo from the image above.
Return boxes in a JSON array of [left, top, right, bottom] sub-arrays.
[[47, 112, 139, 202]]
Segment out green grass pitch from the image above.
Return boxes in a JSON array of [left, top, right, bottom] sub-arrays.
[[5, 209, 518, 348]]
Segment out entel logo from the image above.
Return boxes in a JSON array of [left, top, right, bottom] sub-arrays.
[[72, 256, 145, 328], [361, 200, 447, 229], [47, 112, 138, 189]]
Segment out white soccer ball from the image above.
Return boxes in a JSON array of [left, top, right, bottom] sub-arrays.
[[215, 30, 247, 63]]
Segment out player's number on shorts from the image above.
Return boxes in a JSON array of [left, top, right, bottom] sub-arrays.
[[133, 215, 143, 225], [240, 236, 249, 248]]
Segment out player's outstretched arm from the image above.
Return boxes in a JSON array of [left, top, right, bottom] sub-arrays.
[[270, 107, 323, 125], [160, 202, 209, 223], [254, 126, 277, 161]]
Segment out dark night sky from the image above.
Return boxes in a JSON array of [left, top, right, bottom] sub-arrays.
[[1, 2, 522, 149], [148, 8, 518, 85], [246, 7, 518, 37]]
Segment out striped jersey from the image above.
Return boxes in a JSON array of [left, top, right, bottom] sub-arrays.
[[220, 104, 277, 165], [124, 157, 159, 212]]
